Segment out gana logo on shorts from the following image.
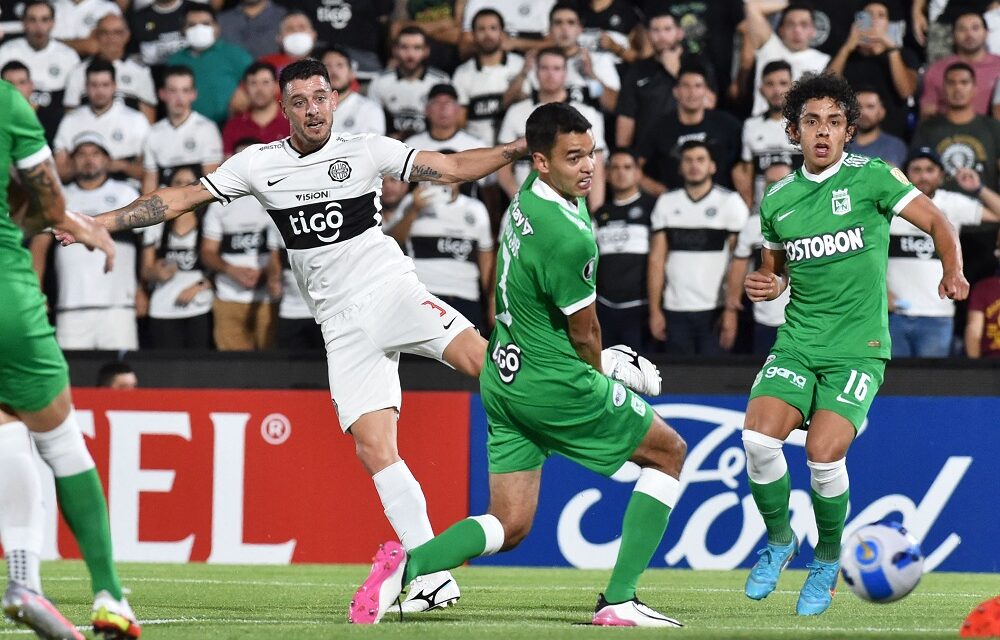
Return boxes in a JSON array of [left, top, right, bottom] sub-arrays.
[[764, 365, 807, 389]]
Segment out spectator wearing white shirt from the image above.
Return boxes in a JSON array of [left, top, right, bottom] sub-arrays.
[[54, 59, 149, 183], [0, 0, 80, 140], [50, 0, 120, 57], [141, 166, 214, 349], [457, 0, 556, 58], [63, 13, 157, 122], [33, 133, 141, 350], [322, 46, 385, 136], [497, 47, 607, 210], [743, 1, 831, 116], [141, 64, 222, 193]]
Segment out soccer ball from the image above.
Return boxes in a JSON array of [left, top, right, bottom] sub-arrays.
[[839, 520, 924, 603]]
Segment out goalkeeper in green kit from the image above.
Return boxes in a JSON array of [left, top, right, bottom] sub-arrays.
[[0, 80, 140, 638], [740, 73, 969, 616], [349, 102, 688, 627]]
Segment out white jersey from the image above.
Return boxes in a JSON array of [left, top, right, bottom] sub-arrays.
[[461, 0, 554, 38], [142, 111, 223, 184], [199, 133, 419, 323], [888, 189, 983, 318], [452, 52, 524, 145], [499, 98, 606, 187], [733, 213, 790, 327], [265, 224, 312, 320], [57, 179, 140, 311], [741, 114, 800, 208], [142, 221, 213, 319], [0, 37, 80, 99], [651, 185, 748, 312], [394, 191, 493, 301], [51, 0, 120, 41], [54, 101, 150, 159], [366, 67, 451, 136], [202, 197, 273, 304], [753, 34, 829, 115], [331, 91, 386, 136], [63, 56, 156, 108]]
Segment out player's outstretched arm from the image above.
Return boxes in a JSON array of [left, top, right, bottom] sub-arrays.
[[745, 248, 788, 303], [409, 139, 527, 183], [16, 157, 67, 231], [898, 193, 970, 301]]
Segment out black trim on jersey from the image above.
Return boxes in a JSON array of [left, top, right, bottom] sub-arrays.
[[474, 53, 507, 72], [409, 236, 479, 262], [400, 148, 416, 181], [202, 175, 231, 204], [664, 228, 732, 252], [685, 185, 718, 205], [267, 191, 379, 250], [287, 134, 331, 159], [888, 234, 939, 259]]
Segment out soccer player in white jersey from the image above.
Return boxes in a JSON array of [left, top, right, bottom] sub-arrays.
[[58, 57, 529, 614]]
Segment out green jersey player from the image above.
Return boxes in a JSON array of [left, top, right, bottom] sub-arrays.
[[740, 74, 968, 616], [349, 103, 688, 627], [0, 80, 140, 638]]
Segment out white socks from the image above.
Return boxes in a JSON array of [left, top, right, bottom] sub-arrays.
[[742, 430, 788, 484], [634, 467, 681, 508], [29, 410, 95, 478], [807, 458, 849, 497], [468, 514, 505, 556], [372, 460, 435, 550], [0, 422, 44, 592]]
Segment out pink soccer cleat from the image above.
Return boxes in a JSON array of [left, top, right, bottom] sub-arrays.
[[592, 593, 684, 628], [348, 541, 407, 624]]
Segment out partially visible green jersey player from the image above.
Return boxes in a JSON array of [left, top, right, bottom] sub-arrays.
[[348, 103, 687, 627], [740, 73, 968, 617], [0, 80, 141, 639]]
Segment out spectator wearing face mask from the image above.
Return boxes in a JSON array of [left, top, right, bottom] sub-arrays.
[[259, 11, 317, 76], [219, 0, 286, 60], [167, 5, 253, 125]]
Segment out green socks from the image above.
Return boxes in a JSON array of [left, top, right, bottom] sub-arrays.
[[604, 491, 672, 604], [811, 489, 849, 562], [403, 518, 489, 583], [54, 469, 122, 599], [749, 471, 795, 545]]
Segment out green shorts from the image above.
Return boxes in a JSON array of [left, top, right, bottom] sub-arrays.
[[0, 276, 68, 413], [482, 375, 654, 476], [748, 347, 886, 430]]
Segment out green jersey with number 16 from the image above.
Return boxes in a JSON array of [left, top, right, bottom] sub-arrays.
[[760, 154, 919, 359], [480, 171, 603, 404]]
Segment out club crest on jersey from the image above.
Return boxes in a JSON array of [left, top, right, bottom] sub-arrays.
[[831, 188, 852, 215], [582, 257, 596, 282], [328, 160, 351, 182]]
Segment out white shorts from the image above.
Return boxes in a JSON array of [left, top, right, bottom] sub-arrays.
[[322, 272, 475, 431], [56, 308, 138, 350]]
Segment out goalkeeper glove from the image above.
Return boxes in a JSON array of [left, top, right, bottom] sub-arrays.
[[601, 344, 661, 396]]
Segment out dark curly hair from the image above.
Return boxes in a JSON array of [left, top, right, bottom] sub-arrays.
[[781, 72, 860, 145]]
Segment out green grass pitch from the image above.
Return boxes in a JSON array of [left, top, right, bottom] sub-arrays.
[[2, 561, 997, 638]]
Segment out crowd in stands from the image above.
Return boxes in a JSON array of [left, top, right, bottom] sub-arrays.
[[2, 0, 999, 358]]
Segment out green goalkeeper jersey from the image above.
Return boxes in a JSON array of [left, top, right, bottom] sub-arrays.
[[0, 80, 51, 270], [480, 171, 603, 404], [760, 153, 919, 359]]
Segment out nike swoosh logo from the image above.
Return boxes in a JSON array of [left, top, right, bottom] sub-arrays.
[[637, 77, 651, 87], [836, 394, 860, 407], [777, 209, 796, 221], [443, 317, 456, 330], [267, 176, 290, 186]]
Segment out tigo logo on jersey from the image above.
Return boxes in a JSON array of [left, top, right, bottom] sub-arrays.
[[831, 189, 852, 215], [784, 227, 864, 262]]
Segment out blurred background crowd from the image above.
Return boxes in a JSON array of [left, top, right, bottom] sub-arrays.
[[2, 0, 1000, 358]]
